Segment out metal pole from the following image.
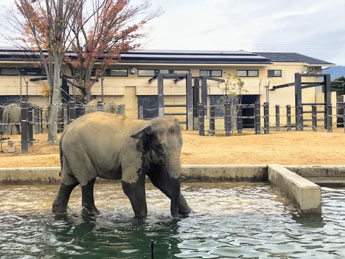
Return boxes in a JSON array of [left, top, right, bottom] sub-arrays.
[[63, 103, 68, 130], [158, 74, 164, 117], [21, 100, 28, 154], [186, 73, 193, 130], [151, 240, 154, 259], [343, 106, 345, 133], [295, 73, 302, 131], [299, 105, 304, 131], [286, 105, 291, 131], [327, 104, 333, 132], [198, 103, 204, 136], [275, 105, 280, 131], [312, 104, 317, 131], [209, 105, 215, 136], [237, 104, 243, 134], [225, 101, 231, 136]]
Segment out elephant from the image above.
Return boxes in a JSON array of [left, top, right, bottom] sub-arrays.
[[85, 99, 117, 114], [52, 112, 191, 218], [2, 103, 21, 135]]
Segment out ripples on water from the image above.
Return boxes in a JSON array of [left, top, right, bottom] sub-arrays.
[[0, 182, 344, 258]]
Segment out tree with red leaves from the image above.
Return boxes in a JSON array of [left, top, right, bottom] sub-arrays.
[[64, 0, 158, 102], [11, 0, 157, 142]]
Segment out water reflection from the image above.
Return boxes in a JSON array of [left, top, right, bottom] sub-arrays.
[[0, 182, 345, 258]]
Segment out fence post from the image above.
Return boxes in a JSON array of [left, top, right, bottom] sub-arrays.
[[254, 102, 261, 134], [198, 103, 204, 136], [225, 101, 231, 136], [300, 105, 304, 131], [38, 107, 43, 134], [68, 100, 76, 123], [21, 100, 29, 154], [28, 105, 33, 147], [327, 104, 333, 132], [139, 106, 144, 120], [63, 103, 68, 130], [275, 105, 280, 131], [117, 104, 126, 115], [97, 101, 104, 112], [264, 102, 269, 134], [237, 104, 243, 134], [209, 105, 215, 136], [286, 105, 291, 131], [312, 105, 317, 132], [343, 106, 345, 133]]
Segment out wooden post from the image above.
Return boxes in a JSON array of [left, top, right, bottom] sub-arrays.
[[157, 74, 164, 117], [186, 73, 193, 130], [198, 103, 205, 136], [286, 105, 291, 131], [38, 108, 43, 134], [209, 105, 215, 136], [193, 79, 200, 117], [295, 73, 302, 131], [139, 106, 144, 119], [264, 102, 269, 134], [275, 105, 280, 131], [28, 105, 33, 147], [299, 105, 304, 131], [327, 104, 333, 132], [68, 100, 76, 123], [225, 102, 231, 136], [21, 100, 29, 154], [237, 104, 243, 133], [254, 101, 261, 134], [201, 77, 208, 116], [63, 103, 68, 130], [312, 105, 317, 131]]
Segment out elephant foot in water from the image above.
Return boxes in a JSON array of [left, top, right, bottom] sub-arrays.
[[52, 182, 78, 214], [81, 179, 100, 216]]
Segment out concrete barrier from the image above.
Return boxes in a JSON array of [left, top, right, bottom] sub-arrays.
[[181, 165, 267, 181], [268, 164, 321, 214], [0, 165, 268, 184]]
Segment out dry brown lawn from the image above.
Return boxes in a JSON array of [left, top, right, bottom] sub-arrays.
[[1, 129, 345, 168]]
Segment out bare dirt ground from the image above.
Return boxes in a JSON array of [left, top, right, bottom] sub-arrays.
[[1, 129, 345, 168]]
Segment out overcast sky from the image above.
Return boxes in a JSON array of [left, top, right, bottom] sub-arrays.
[[1, 0, 345, 65]]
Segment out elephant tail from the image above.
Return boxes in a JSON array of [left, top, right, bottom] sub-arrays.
[[59, 139, 63, 177]]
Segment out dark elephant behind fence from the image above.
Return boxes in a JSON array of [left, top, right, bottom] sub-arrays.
[[2, 103, 21, 135], [52, 112, 191, 218]]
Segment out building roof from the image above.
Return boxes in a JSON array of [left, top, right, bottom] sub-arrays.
[[254, 52, 334, 65], [0, 48, 334, 66]]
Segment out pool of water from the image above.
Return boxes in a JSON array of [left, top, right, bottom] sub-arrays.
[[0, 182, 344, 258]]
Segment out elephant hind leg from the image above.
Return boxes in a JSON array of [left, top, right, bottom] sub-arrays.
[[81, 179, 100, 216], [52, 182, 78, 214]]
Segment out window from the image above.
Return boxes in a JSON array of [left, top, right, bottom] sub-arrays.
[[200, 70, 222, 77], [268, 69, 282, 77], [0, 68, 19, 76], [237, 70, 259, 77], [173, 69, 190, 74], [109, 69, 128, 77], [159, 69, 170, 74], [138, 69, 155, 77], [22, 68, 42, 76]]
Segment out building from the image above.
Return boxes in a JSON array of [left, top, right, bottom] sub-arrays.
[[0, 49, 335, 129]]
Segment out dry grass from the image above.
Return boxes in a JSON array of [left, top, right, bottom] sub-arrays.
[[1, 129, 345, 168]]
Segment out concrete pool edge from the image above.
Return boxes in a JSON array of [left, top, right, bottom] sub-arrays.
[[268, 164, 322, 214]]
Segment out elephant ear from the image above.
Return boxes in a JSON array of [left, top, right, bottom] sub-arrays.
[[130, 125, 152, 139], [131, 125, 152, 154]]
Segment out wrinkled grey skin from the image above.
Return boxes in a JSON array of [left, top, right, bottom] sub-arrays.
[[85, 99, 117, 114], [52, 112, 191, 218], [2, 103, 21, 135]]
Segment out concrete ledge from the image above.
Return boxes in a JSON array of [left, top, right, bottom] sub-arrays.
[[0, 165, 268, 184], [181, 165, 267, 181], [287, 165, 345, 178], [268, 164, 321, 214]]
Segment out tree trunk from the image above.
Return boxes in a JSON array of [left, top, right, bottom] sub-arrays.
[[47, 57, 61, 144]]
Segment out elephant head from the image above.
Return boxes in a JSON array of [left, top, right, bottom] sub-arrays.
[[131, 117, 183, 217]]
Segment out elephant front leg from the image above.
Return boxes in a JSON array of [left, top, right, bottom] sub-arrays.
[[178, 194, 192, 216], [122, 172, 147, 218], [52, 182, 78, 214], [81, 179, 100, 215]]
